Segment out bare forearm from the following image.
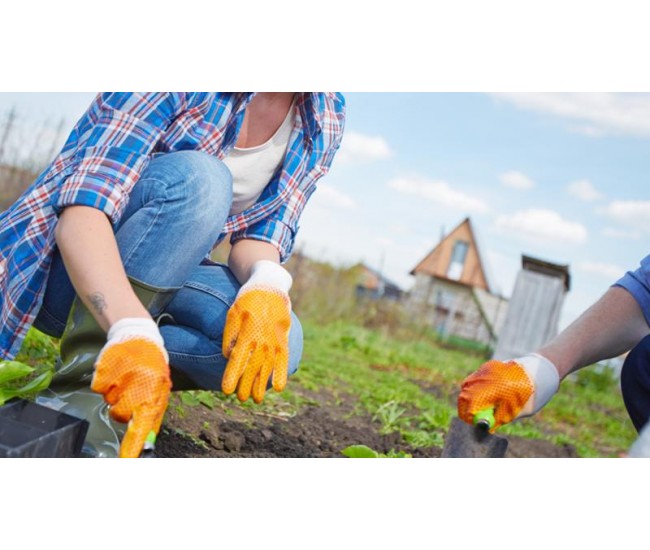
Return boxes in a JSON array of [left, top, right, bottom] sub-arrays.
[[55, 206, 150, 332], [538, 286, 650, 379], [228, 239, 280, 284]]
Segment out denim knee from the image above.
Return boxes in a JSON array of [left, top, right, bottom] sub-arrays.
[[140, 150, 233, 217]]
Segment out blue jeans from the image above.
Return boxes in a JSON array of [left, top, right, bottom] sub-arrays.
[[621, 334, 650, 432], [34, 150, 303, 391]]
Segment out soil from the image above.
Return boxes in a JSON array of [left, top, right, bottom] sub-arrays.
[[154, 384, 579, 459]]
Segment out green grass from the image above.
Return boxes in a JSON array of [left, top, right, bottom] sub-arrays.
[[292, 319, 637, 457], [12, 319, 638, 457]]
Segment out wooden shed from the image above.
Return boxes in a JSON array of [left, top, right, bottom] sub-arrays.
[[492, 255, 570, 360]]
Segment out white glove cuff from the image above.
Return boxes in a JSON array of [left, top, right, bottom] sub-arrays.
[[243, 260, 293, 294], [518, 353, 561, 417], [106, 317, 168, 361]]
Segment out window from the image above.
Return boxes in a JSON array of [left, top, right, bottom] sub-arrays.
[[447, 240, 469, 280]]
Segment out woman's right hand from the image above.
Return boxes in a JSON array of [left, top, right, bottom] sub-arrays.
[[91, 318, 171, 458]]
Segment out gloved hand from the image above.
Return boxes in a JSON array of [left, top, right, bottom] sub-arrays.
[[457, 353, 560, 432], [91, 318, 171, 458], [222, 260, 292, 404]]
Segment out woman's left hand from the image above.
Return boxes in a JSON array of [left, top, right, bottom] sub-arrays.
[[221, 261, 293, 403]]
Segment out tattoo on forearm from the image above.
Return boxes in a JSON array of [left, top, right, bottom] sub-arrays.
[[88, 292, 107, 315]]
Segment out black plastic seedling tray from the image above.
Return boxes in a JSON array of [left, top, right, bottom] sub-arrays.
[[0, 399, 89, 458]]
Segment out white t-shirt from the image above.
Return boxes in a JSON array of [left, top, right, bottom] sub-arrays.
[[223, 103, 296, 215]]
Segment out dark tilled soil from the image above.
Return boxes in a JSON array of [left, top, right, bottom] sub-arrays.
[[154, 384, 578, 459]]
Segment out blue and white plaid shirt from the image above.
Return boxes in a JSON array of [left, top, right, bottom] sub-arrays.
[[0, 92, 345, 359]]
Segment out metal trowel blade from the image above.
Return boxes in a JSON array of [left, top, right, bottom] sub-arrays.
[[441, 417, 508, 458]]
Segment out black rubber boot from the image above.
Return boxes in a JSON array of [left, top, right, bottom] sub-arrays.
[[37, 279, 175, 458]]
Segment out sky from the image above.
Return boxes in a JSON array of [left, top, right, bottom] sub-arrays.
[[1, 92, 649, 330]]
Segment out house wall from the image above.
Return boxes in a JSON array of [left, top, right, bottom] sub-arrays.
[[412, 221, 488, 290], [408, 273, 498, 346], [473, 287, 509, 337]]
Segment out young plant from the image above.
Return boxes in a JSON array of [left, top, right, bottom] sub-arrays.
[[341, 445, 412, 458], [0, 360, 54, 406], [372, 400, 407, 435]]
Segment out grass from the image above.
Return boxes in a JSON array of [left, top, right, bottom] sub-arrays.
[[11, 317, 638, 457], [292, 319, 637, 457]]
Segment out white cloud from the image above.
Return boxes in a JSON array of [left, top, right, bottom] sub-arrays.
[[601, 200, 650, 232], [499, 170, 535, 190], [602, 227, 641, 240], [335, 131, 393, 164], [567, 179, 603, 202], [491, 93, 650, 137], [577, 261, 626, 280], [312, 184, 356, 209], [387, 176, 489, 214], [494, 209, 588, 244]]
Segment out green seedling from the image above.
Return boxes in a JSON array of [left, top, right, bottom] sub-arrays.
[[179, 390, 217, 409], [0, 360, 54, 406], [180, 391, 201, 407], [372, 400, 406, 435], [341, 445, 412, 458]]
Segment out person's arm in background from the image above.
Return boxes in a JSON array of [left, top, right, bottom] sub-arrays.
[[539, 286, 649, 378], [458, 265, 650, 433]]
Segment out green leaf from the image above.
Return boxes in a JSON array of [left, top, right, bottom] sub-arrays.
[[16, 370, 53, 394], [341, 445, 379, 458], [384, 449, 413, 458], [180, 391, 201, 407], [0, 370, 53, 406], [197, 391, 216, 409], [0, 360, 34, 385]]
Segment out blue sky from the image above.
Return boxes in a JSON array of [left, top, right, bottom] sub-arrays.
[[1, 92, 649, 330]]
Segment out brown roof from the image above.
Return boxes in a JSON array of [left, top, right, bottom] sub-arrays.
[[410, 217, 491, 292]]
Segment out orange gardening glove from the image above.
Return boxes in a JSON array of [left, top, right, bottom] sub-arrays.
[[222, 260, 292, 404], [91, 318, 171, 458], [457, 353, 560, 432]]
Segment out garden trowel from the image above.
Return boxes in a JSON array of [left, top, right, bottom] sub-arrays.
[[442, 410, 508, 458]]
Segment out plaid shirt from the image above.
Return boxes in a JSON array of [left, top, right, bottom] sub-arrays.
[[0, 92, 345, 359]]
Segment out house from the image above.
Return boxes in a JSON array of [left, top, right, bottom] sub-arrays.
[[407, 217, 508, 348], [355, 263, 404, 301]]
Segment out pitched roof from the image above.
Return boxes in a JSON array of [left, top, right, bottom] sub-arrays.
[[410, 217, 492, 293]]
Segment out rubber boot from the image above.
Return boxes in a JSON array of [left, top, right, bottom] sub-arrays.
[[37, 278, 175, 458]]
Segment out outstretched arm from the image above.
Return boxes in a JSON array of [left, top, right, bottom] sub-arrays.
[[458, 285, 650, 432], [539, 286, 650, 379]]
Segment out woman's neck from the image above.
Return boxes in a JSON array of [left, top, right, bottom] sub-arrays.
[[236, 93, 296, 149]]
